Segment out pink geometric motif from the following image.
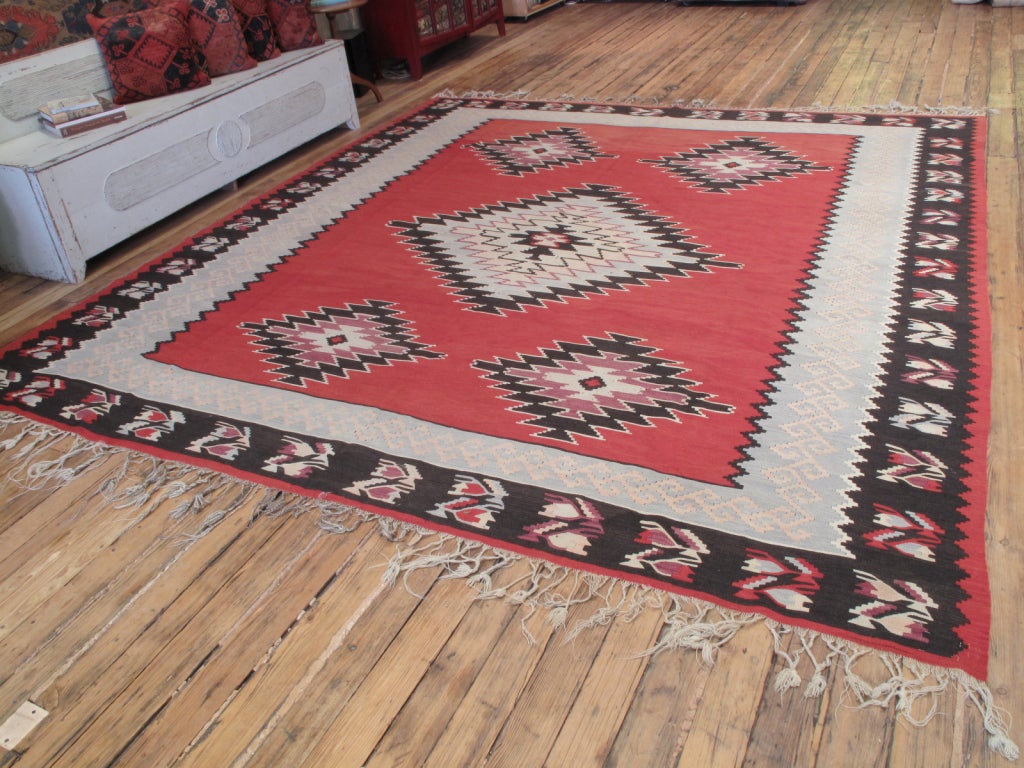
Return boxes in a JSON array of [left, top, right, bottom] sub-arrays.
[[187, 421, 252, 460], [850, 572, 937, 642], [864, 504, 945, 562], [60, 389, 122, 424], [345, 458, 421, 503], [878, 444, 946, 492], [733, 550, 822, 613], [520, 494, 604, 556], [117, 406, 185, 442], [621, 520, 709, 583], [427, 475, 506, 529]]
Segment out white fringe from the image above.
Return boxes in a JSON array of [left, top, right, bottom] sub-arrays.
[[381, 529, 1018, 759], [0, 413, 1017, 760]]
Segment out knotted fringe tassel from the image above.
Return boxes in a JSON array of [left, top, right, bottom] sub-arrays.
[[1, 415, 113, 492], [0, 414, 1018, 760], [386, 533, 1020, 761]]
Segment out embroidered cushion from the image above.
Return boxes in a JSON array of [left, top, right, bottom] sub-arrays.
[[266, 0, 321, 51], [88, 0, 211, 105], [184, 0, 257, 75], [231, 0, 281, 61]]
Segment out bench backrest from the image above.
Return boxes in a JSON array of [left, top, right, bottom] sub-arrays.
[[0, 40, 115, 144]]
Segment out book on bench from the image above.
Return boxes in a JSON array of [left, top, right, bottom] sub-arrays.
[[38, 99, 127, 138], [38, 94, 105, 124]]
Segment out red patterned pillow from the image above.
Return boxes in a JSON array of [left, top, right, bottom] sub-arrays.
[[231, 0, 281, 61], [88, 0, 211, 104], [266, 0, 322, 51], [185, 0, 257, 75]]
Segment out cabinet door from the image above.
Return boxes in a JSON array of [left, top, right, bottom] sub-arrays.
[[415, 0, 469, 40], [468, 0, 499, 18]]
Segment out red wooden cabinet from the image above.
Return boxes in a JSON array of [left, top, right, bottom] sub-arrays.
[[363, 0, 505, 80]]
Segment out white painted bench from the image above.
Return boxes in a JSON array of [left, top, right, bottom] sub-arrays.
[[0, 38, 358, 282]]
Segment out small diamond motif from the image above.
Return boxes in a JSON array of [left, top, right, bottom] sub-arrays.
[[473, 332, 734, 443], [466, 127, 616, 176], [640, 136, 832, 193], [240, 300, 443, 386]]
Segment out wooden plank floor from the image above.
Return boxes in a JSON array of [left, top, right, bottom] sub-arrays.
[[1, 0, 1021, 765]]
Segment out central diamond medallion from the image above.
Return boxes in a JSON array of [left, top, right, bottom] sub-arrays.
[[389, 184, 741, 315]]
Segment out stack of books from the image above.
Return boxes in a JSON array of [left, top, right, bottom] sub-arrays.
[[38, 95, 127, 138]]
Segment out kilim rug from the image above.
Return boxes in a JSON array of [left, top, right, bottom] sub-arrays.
[[0, 96, 1016, 756]]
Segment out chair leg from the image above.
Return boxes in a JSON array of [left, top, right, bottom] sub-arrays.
[[352, 73, 383, 103], [322, 9, 384, 103]]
